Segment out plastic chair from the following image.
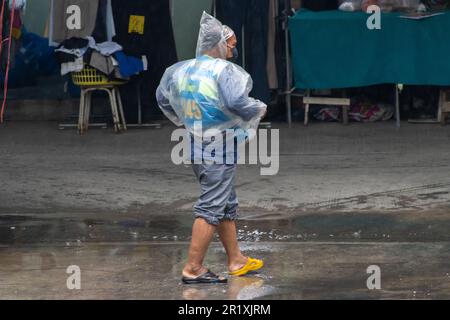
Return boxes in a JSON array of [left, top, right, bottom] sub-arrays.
[[71, 66, 128, 135], [438, 89, 450, 125]]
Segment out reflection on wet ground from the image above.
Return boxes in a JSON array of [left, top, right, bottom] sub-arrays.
[[1, 210, 450, 245], [0, 242, 449, 299], [0, 212, 449, 299]]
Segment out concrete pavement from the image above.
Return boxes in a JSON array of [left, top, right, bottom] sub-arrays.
[[0, 121, 449, 299], [1, 121, 450, 215], [0, 241, 448, 299]]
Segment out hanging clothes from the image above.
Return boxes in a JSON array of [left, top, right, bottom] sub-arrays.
[[49, 0, 115, 44], [111, 0, 178, 121], [9, 0, 25, 40], [50, 0, 100, 43], [92, 0, 116, 43], [105, 0, 116, 41], [215, 0, 271, 104], [92, 0, 108, 42], [9, 0, 26, 9]]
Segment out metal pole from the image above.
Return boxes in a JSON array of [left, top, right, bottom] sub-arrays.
[[137, 82, 142, 125], [285, 0, 292, 128], [242, 25, 246, 70], [395, 84, 401, 128]]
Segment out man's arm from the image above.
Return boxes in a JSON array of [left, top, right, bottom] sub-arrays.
[[156, 67, 183, 126], [156, 85, 177, 119], [217, 65, 267, 122]]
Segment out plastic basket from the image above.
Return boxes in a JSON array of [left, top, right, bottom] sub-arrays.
[[71, 65, 126, 86]]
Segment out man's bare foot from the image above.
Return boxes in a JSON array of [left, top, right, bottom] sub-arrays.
[[228, 256, 249, 273], [182, 265, 209, 279]]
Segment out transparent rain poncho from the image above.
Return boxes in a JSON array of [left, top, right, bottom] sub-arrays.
[[156, 12, 267, 143]]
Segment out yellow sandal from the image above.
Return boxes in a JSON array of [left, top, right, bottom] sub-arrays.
[[229, 257, 264, 277]]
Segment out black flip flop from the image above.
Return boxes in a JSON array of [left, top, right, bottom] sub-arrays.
[[182, 270, 228, 285]]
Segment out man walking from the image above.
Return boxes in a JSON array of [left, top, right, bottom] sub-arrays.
[[156, 12, 267, 284]]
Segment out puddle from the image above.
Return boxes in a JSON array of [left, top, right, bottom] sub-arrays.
[[0, 242, 448, 299], [1, 211, 449, 245]]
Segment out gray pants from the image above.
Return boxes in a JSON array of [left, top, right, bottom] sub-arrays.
[[192, 163, 239, 226]]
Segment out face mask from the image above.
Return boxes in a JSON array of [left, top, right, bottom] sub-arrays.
[[229, 47, 239, 62]]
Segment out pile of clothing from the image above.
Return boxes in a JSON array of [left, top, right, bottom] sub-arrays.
[[421, 0, 450, 9], [349, 102, 394, 122], [338, 0, 431, 12], [313, 107, 341, 122], [312, 102, 394, 122], [50, 0, 148, 80], [2, 31, 59, 88], [55, 37, 147, 79]]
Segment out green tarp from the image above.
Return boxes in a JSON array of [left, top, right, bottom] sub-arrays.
[[289, 9, 450, 89]]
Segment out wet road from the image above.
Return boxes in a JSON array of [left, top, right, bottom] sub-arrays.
[[0, 121, 449, 299], [0, 241, 449, 300], [0, 212, 449, 300], [1, 121, 450, 214]]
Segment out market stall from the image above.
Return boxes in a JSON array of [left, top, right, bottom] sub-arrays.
[[286, 3, 450, 127]]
